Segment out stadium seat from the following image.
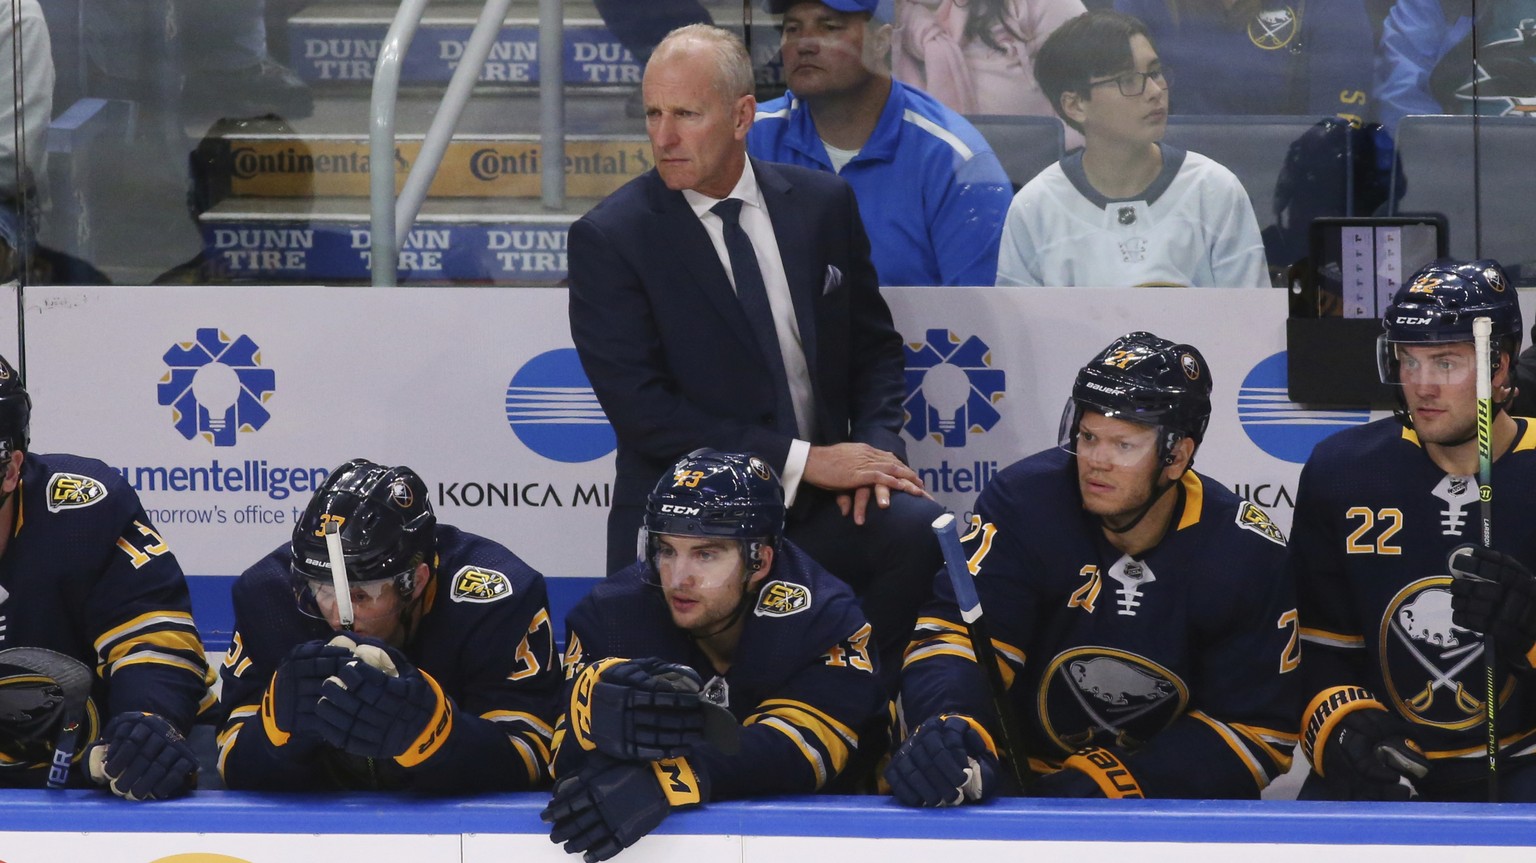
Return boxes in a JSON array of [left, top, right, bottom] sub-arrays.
[[965, 114, 1066, 191], [1389, 114, 1536, 284]]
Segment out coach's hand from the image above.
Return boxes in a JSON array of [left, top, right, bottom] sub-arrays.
[[805, 443, 928, 525]]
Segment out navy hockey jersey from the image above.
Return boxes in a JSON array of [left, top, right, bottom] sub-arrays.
[[216, 524, 563, 791], [1290, 417, 1536, 789], [554, 542, 887, 799], [0, 453, 211, 785], [901, 447, 1300, 798]]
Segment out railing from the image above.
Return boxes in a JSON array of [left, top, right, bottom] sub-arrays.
[[369, 0, 566, 286]]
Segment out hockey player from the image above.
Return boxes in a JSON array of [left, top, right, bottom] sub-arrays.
[[994, 10, 1270, 288], [1290, 259, 1536, 801], [542, 450, 886, 861], [0, 354, 211, 799], [215, 458, 563, 791], [888, 332, 1299, 803]]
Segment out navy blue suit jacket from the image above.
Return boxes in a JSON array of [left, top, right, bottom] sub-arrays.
[[569, 158, 907, 516]]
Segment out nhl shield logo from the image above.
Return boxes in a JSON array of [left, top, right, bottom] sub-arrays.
[[754, 580, 811, 617], [450, 566, 512, 603], [46, 473, 108, 512]]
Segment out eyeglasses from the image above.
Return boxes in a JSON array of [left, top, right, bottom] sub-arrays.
[[1086, 67, 1168, 97]]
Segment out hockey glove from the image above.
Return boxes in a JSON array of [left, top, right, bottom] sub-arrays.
[[542, 755, 708, 863], [85, 712, 198, 801], [885, 714, 999, 807], [1302, 687, 1428, 801], [570, 657, 714, 761], [1032, 746, 1145, 798], [259, 638, 355, 751], [1449, 544, 1536, 669], [314, 637, 455, 766]]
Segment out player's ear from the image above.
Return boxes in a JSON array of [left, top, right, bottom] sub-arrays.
[[748, 544, 775, 588], [1, 449, 20, 494], [1162, 436, 1195, 481], [409, 562, 431, 601]]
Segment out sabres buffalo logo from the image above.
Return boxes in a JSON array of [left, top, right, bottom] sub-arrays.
[[389, 478, 414, 508], [1039, 648, 1188, 753], [1180, 353, 1201, 381], [748, 457, 772, 481], [754, 580, 811, 617], [1236, 502, 1286, 546], [1379, 578, 1509, 729], [450, 566, 512, 603], [1248, 6, 1298, 50], [45, 473, 108, 512]]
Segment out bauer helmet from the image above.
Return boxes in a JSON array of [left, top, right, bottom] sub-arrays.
[[1060, 331, 1213, 466], [0, 648, 97, 774]]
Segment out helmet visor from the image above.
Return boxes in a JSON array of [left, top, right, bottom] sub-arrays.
[[1060, 401, 1161, 468], [650, 534, 753, 590], [292, 566, 410, 624], [1378, 336, 1476, 387]]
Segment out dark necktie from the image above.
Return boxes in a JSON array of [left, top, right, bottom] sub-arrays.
[[711, 198, 799, 437]]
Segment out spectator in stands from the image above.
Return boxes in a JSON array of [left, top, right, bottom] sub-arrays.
[[0, 0, 52, 282], [1114, 0, 1375, 122], [1376, 0, 1536, 134], [542, 450, 887, 861], [215, 459, 563, 792], [568, 24, 941, 686], [995, 10, 1269, 287], [892, 0, 1085, 119], [748, 0, 1012, 286], [0, 354, 211, 800]]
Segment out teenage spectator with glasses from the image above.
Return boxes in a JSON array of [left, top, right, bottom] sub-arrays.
[[995, 10, 1269, 288]]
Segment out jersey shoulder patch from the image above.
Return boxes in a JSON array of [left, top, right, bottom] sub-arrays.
[[754, 580, 812, 618], [1235, 501, 1286, 546], [46, 472, 109, 512], [449, 565, 513, 603]]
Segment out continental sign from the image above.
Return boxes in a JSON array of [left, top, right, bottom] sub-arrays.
[[226, 138, 650, 198]]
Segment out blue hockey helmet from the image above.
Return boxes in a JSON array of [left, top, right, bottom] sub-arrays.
[[1061, 332, 1213, 465], [0, 354, 29, 463], [1378, 258, 1522, 383], [643, 449, 785, 572], [290, 459, 436, 613]]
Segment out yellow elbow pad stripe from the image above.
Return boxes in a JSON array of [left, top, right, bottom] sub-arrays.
[[568, 656, 628, 753], [1061, 747, 1145, 798], [394, 671, 454, 768], [1300, 685, 1386, 773], [652, 756, 703, 806]]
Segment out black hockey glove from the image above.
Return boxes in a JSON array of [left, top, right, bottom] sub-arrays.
[[542, 755, 708, 863], [85, 712, 198, 801], [259, 638, 354, 752], [1032, 746, 1145, 798], [885, 714, 999, 807], [1303, 687, 1428, 801], [314, 636, 455, 767], [1449, 544, 1536, 669], [570, 657, 714, 761]]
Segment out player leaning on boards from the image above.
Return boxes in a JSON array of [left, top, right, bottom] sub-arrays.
[[888, 333, 1300, 802], [215, 459, 563, 791], [0, 354, 212, 800], [543, 450, 886, 861], [1291, 259, 1536, 801]]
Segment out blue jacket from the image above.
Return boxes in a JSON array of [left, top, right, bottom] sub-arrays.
[[748, 80, 1011, 287]]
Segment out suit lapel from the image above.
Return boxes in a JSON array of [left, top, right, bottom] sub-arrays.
[[756, 160, 820, 379], [644, 173, 759, 350]]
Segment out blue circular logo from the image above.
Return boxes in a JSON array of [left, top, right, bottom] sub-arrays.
[[505, 348, 615, 463], [1238, 352, 1370, 464]]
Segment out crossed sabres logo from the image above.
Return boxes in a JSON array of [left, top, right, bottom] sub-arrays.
[[157, 328, 276, 447], [903, 329, 1006, 448]]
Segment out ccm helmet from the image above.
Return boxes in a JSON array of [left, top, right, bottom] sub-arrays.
[[643, 449, 785, 573], [1378, 258, 1522, 380], [1060, 331, 1213, 465], [290, 459, 436, 616]]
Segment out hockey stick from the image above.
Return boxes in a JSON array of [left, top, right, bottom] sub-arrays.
[[1474, 316, 1498, 801], [931, 513, 1031, 792], [323, 520, 354, 632]]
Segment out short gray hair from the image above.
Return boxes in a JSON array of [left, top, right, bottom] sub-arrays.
[[652, 24, 755, 100]]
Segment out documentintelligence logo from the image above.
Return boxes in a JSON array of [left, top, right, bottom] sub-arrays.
[[505, 348, 615, 463], [902, 328, 1006, 448], [157, 328, 276, 447], [1238, 352, 1370, 463]]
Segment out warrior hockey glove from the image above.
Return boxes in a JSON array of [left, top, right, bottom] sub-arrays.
[[85, 712, 198, 801], [1303, 687, 1428, 801], [260, 638, 355, 751], [314, 636, 455, 766], [885, 714, 999, 807], [542, 754, 708, 863], [570, 657, 716, 761], [1449, 544, 1536, 669], [1032, 746, 1145, 798]]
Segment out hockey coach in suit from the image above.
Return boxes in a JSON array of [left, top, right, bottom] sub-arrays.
[[567, 22, 941, 678]]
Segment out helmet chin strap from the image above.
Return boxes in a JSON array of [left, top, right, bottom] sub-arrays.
[[1099, 471, 1179, 535]]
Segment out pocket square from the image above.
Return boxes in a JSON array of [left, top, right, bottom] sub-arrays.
[[822, 265, 843, 296]]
